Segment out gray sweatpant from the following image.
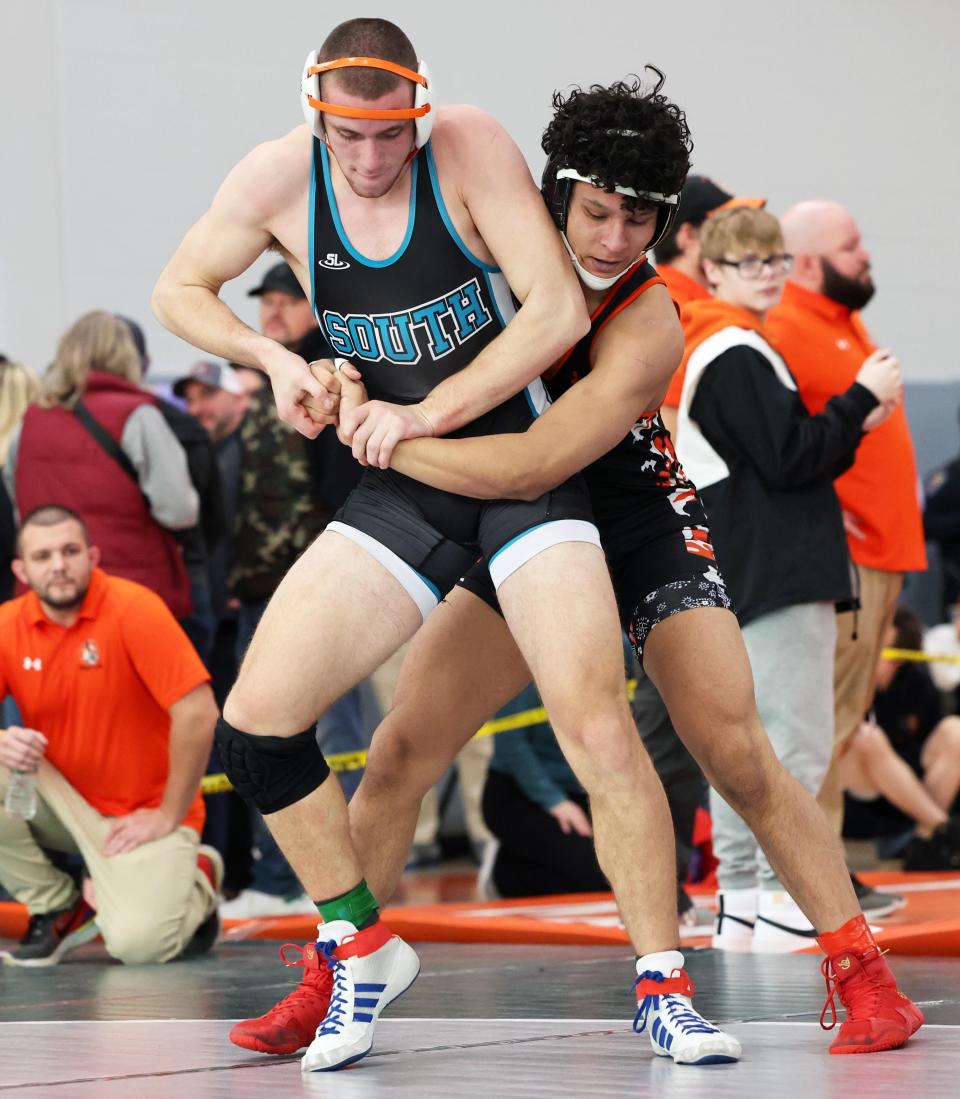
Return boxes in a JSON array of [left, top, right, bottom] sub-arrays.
[[710, 601, 836, 891]]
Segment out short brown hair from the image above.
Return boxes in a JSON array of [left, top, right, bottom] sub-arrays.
[[317, 18, 418, 100], [17, 504, 89, 556], [700, 207, 784, 263]]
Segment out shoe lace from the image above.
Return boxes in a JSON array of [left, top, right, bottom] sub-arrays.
[[632, 968, 712, 1035], [316, 938, 350, 1037], [819, 952, 882, 1031], [259, 943, 333, 1022]]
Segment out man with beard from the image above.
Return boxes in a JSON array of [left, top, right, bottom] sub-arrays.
[[768, 202, 927, 844], [0, 505, 221, 966]]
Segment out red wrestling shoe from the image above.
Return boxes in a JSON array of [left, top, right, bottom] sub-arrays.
[[819, 946, 924, 1054], [229, 941, 333, 1054]]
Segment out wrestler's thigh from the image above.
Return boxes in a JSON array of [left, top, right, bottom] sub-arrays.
[[380, 585, 533, 764], [226, 528, 423, 734], [643, 606, 766, 777], [497, 541, 629, 720]]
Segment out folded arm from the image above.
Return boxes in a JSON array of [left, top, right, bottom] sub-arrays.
[[390, 285, 682, 500]]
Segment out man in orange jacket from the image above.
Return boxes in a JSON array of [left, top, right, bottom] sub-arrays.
[[767, 201, 927, 841]]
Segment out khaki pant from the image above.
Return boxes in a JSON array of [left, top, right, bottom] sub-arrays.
[[0, 760, 216, 964], [817, 565, 903, 834]]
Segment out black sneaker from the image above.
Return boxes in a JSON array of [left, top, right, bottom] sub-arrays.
[[0, 898, 98, 967], [902, 824, 960, 871], [176, 909, 220, 960], [850, 872, 906, 919]]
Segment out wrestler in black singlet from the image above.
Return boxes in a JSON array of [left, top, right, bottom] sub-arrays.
[[460, 260, 731, 658], [309, 139, 597, 612]]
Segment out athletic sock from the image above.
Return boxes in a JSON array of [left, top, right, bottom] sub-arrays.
[[816, 913, 878, 957], [314, 880, 380, 930], [636, 949, 685, 976]]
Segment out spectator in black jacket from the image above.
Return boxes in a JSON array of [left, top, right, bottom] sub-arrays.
[[842, 606, 960, 870], [674, 207, 903, 951], [923, 417, 960, 621]]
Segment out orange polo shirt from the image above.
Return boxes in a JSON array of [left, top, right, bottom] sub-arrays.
[[659, 265, 712, 409], [0, 568, 209, 832], [766, 282, 926, 573]]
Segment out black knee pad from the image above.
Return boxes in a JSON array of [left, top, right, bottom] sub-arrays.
[[215, 719, 330, 814]]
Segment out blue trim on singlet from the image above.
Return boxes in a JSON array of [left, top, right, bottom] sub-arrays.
[[414, 569, 442, 602], [308, 143, 318, 312], [425, 142, 499, 273], [481, 270, 506, 327], [480, 267, 541, 418], [319, 144, 418, 268], [487, 522, 553, 566]]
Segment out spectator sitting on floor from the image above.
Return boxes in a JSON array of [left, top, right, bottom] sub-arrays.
[[842, 606, 960, 871], [3, 312, 198, 620], [0, 505, 221, 966], [481, 678, 699, 924]]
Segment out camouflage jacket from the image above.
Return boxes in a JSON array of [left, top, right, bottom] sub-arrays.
[[229, 387, 329, 603]]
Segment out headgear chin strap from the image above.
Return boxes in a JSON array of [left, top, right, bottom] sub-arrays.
[[301, 53, 434, 148]]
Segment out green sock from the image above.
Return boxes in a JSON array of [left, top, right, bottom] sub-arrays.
[[315, 880, 380, 929]]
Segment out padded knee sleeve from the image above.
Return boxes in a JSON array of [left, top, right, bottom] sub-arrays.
[[216, 719, 330, 814]]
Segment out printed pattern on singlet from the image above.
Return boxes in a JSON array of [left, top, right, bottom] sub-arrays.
[[309, 139, 548, 427], [545, 261, 697, 512]]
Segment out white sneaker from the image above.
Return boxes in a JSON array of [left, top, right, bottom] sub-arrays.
[[633, 950, 741, 1065], [219, 889, 318, 919], [712, 888, 756, 952], [752, 890, 818, 953], [301, 918, 420, 1072]]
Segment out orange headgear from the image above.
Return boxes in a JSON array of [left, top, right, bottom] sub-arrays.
[[300, 53, 434, 148]]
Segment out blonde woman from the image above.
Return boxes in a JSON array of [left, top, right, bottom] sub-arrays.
[[3, 312, 198, 617], [1, 356, 40, 603]]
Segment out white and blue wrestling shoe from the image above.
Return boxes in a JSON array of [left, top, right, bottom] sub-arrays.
[[300, 918, 420, 1072], [633, 950, 741, 1065]]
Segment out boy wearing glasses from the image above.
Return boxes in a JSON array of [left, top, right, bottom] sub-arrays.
[[674, 207, 902, 950]]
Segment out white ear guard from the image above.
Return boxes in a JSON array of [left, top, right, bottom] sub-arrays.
[[300, 52, 434, 148]]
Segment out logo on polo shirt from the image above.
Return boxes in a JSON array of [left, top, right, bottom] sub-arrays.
[[22, 656, 42, 672], [80, 640, 101, 668]]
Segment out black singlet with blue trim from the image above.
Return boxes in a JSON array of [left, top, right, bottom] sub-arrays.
[[310, 139, 548, 435], [307, 137, 595, 595]]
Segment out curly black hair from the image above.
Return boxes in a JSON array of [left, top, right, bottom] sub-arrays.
[[541, 69, 692, 208]]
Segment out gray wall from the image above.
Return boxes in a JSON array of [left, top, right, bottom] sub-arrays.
[[3, 0, 958, 387]]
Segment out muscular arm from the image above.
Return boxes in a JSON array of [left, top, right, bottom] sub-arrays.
[[416, 110, 589, 434], [152, 130, 328, 436], [390, 286, 682, 500]]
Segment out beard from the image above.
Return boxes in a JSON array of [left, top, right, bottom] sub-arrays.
[[39, 579, 89, 611], [820, 257, 876, 311]]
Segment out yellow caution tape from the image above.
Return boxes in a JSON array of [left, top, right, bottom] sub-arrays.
[[199, 678, 641, 795], [882, 647, 960, 666]]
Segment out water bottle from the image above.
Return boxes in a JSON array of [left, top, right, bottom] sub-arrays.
[[4, 769, 38, 821]]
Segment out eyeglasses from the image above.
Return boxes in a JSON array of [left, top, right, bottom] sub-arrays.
[[714, 254, 794, 279]]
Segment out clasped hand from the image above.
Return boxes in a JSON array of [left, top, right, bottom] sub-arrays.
[[302, 359, 435, 467]]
